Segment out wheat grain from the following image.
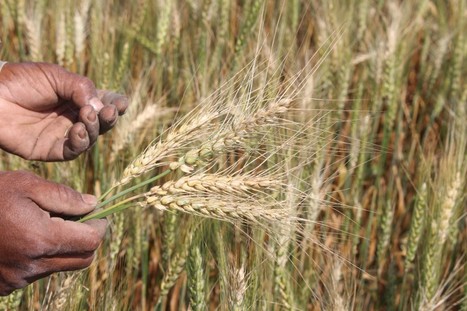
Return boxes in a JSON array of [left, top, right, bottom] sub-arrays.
[[116, 96, 291, 187], [0, 289, 22, 310], [64, 6, 75, 67], [377, 199, 394, 276], [162, 211, 177, 267], [114, 42, 130, 87]]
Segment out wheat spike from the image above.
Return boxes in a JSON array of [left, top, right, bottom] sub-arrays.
[[405, 183, 427, 271], [150, 174, 280, 197], [141, 172, 286, 224], [230, 265, 247, 310], [438, 172, 461, 245], [116, 105, 222, 186], [171, 100, 291, 173], [186, 244, 207, 311]]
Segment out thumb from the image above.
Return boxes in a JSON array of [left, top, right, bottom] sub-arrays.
[[19, 171, 97, 216]]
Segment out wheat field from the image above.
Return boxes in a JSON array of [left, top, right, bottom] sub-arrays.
[[0, 0, 466, 310]]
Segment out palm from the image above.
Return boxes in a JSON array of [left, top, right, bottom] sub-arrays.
[[0, 62, 128, 161], [0, 100, 79, 160]]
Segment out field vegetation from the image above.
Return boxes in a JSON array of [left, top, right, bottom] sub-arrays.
[[0, 0, 465, 310]]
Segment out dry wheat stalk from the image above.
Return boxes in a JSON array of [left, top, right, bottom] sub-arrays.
[[56, 13, 66, 65], [23, 11, 42, 61], [73, 1, 90, 58], [110, 104, 160, 163]]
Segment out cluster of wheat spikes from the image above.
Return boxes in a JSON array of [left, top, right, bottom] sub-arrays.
[[1, 0, 466, 310]]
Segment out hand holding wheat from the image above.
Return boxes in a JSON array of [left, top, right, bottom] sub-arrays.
[[0, 171, 107, 296], [0, 62, 128, 296]]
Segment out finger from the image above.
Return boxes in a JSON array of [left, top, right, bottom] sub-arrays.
[[46, 217, 107, 255], [79, 105, 99, 147], [98, 105, 118, 134], [63, 122, 90, 160], [21, 253, 94, 285], [21, 172, 97, 216], [45, 64, 104, 111], [36, 252, 95, 277], [98, 90, 129, 115]]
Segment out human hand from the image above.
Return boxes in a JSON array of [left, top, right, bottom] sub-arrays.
[[0, 171, 107, 296], [0, 62, 128, 161]]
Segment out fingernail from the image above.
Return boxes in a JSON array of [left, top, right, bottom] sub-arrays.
[[87, 109, 97, 122], [82, 194, 98, 206], [78, 128, 86, 139], [89, 98, 104, 112]]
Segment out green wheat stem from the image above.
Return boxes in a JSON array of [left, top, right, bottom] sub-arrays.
[[78, 194, 143, 222], [79, 169, 172, 222], [98, 169, 171, 209], [99, 186, 115, 202]]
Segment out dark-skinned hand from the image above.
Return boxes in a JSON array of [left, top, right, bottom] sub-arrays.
[[0, 171, 107, 296], [0, 62, 128, 161], [0, 62, 129, 295]]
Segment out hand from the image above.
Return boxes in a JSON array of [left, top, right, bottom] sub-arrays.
[[0, 171, 107, 296], [0, 62, 128, 161]]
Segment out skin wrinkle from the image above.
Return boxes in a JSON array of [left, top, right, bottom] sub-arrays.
[[29, 64, 59, 111], [0, 98, 84, 160], [0, 78, 15, 103], [28, 122, 52, 160]]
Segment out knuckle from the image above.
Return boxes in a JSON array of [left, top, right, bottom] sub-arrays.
[[87, 230, 102, 251], [76, 77, 95, 92], [13, 170, 41, 190], [49, 182, 82, 207], [0, 270, 29, 295], [26, 231, 54, 258], [0, 287, 15, 296], [15, 170, 37, 180]]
